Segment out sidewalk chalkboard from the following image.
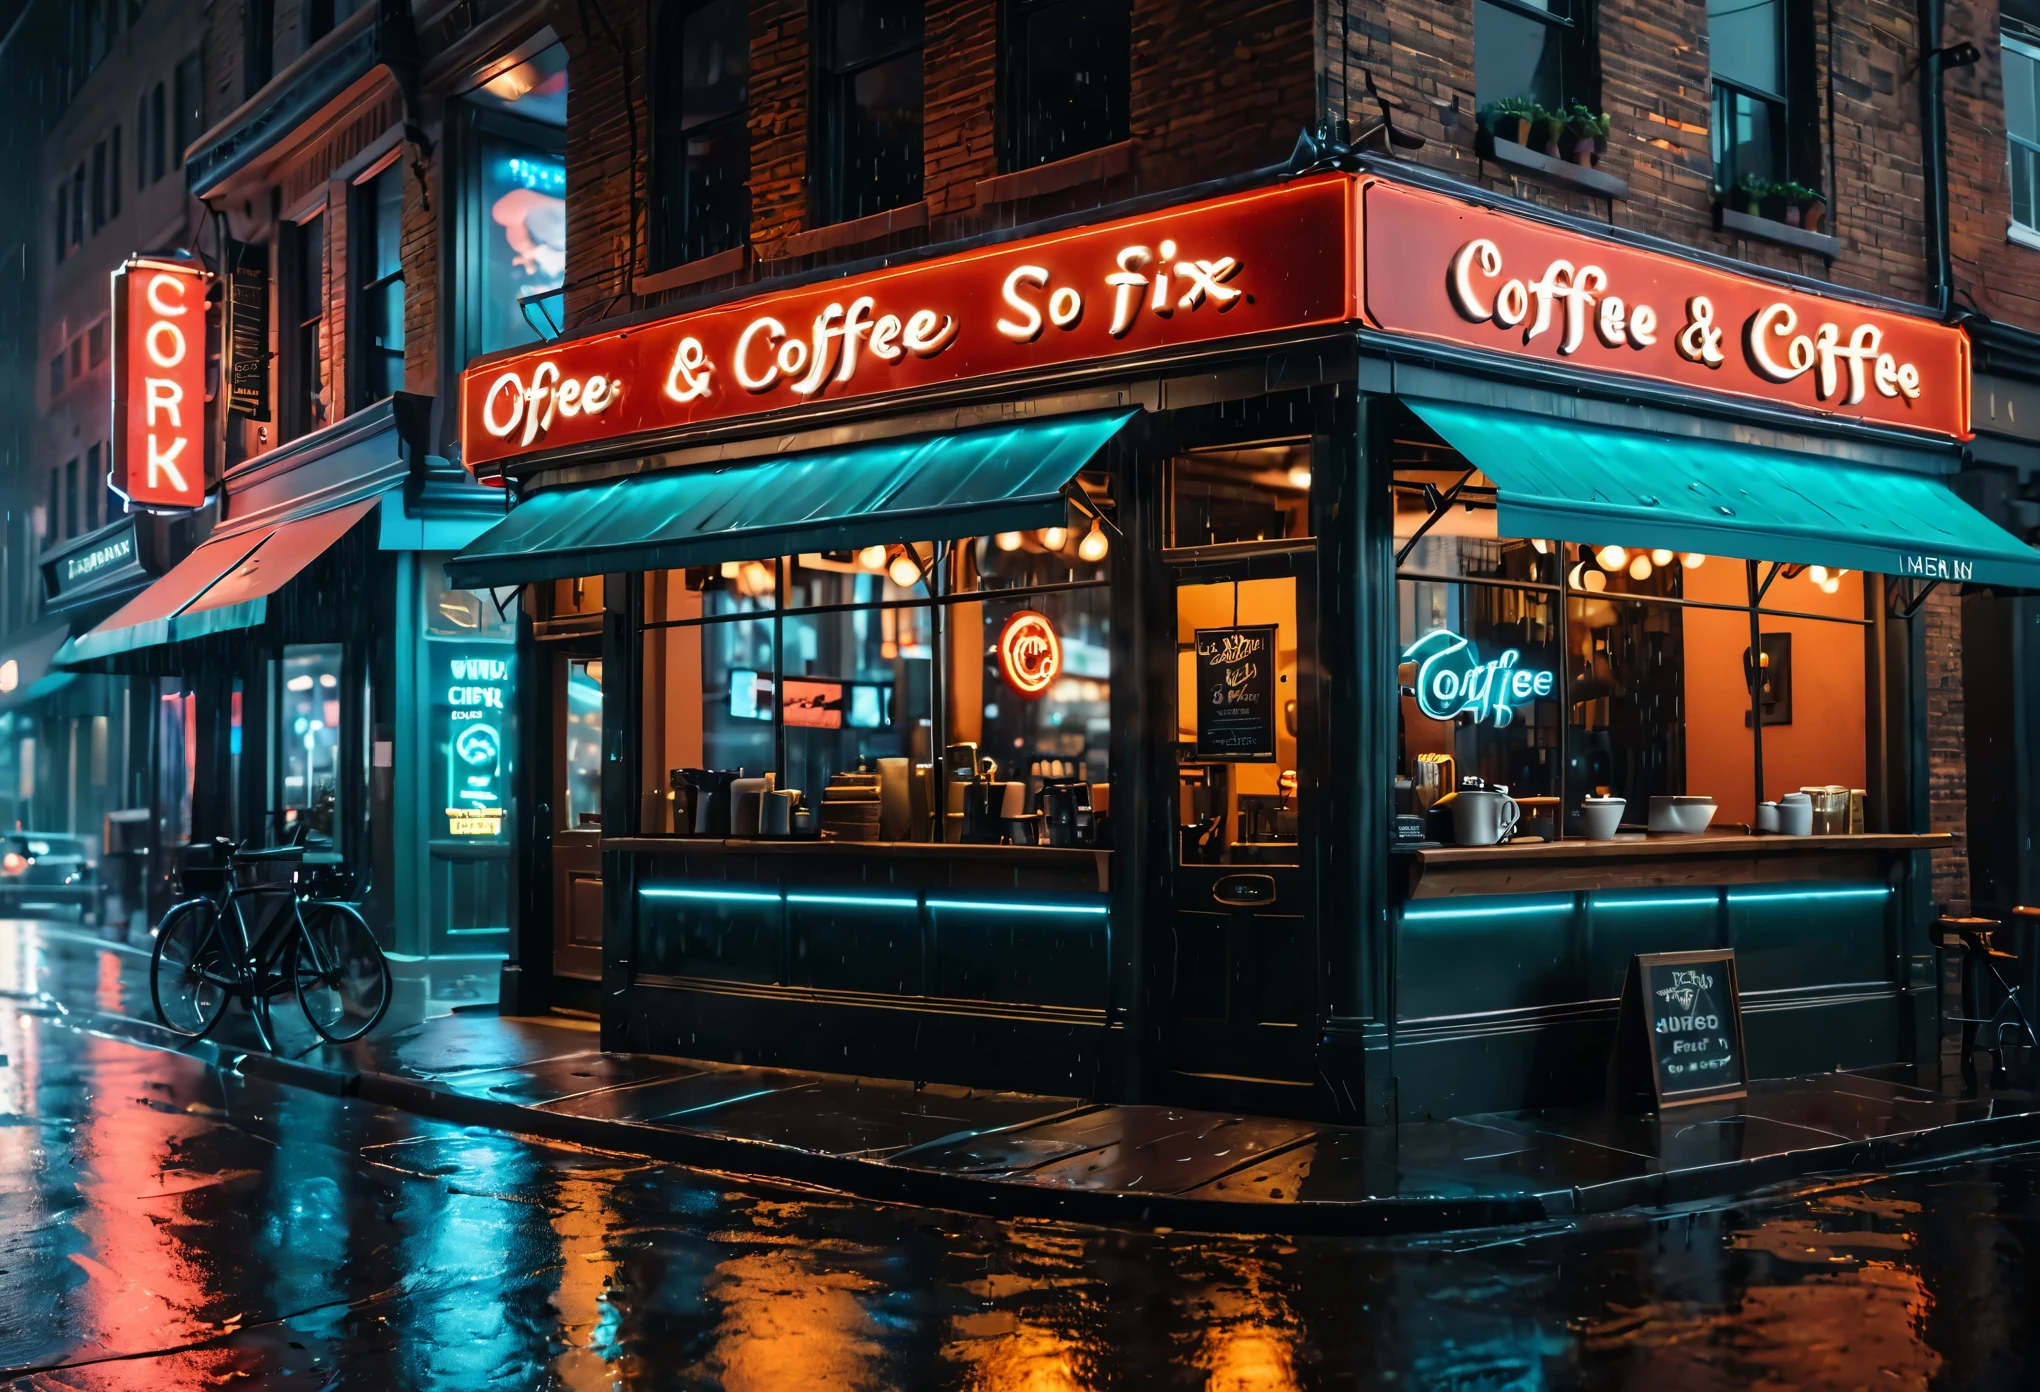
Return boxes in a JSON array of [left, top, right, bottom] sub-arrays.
[[1614, 949, 1748, 1109], [1193, 625, 1278, 761]]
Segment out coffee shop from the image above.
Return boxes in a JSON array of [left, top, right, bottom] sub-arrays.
[[453, 166, 2035, 1122]]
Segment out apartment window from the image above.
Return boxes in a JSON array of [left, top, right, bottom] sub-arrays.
[[110, 126, 120, 219], [1000, 0, 1129, 171], [69, 337, 83, 381], [2008, 12, 2040, 233], [49, 354, 62, 398], [352, 163, 404, 406], [813, 0, 924, 225], [87, 319, 107, 368], [1708, 0, 1817, 199], [84, 445, 101, 533], [649, 0, 751, 269], [63, 459, 78, 540], [44, 470, 57, 545], [1474, 0, 1594, 117], [305, 0, 369, 42], [52, 191, 65, 264], [70, 165, 84, 249], [285, 210, 326, 435], [462, 43, 568, 357], [173, 54, 200, 166], [136, 92, 148, 189], [245, 0, 275, 94], [151, 81, 167, 182], [90, 139, 106, 233]]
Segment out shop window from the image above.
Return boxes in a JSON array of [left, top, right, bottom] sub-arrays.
[[284, 209, 326, 437], [351, 164, 404, 407], [425, 562, 519, 639], [278, 645, 344, 844], [1474, 0, 1595, 119], [650, 0, 751, 270], [1000, 0, 1130, 171], [462, 42, 568, 357], [1168, 442, 1313, 550], [1708, 0, 1818, 200], [1175, 576, 1301, 866], [813, 0, 924, 226], [1391, 419, 1871, 835], [2006, 8, 2040, 237], [636, 502, 1112, 852], [158, 684, 195, 846], [565, 657, 603, 830]]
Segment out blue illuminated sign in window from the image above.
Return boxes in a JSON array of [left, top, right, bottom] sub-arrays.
[[1401, 628, 1554, 728]]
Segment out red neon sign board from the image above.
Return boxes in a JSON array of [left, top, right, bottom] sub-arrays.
[[998, 611, 1062, 699], [112, 258, 211, 509], [459, 175, 1361, 472], [1361, 181, 1970, 439]]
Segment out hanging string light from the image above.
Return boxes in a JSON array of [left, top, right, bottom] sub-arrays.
[[1077, 518, 1109, 562]]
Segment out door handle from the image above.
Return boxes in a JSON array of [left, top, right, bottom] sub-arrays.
[[1213, 873, 1277, 907]]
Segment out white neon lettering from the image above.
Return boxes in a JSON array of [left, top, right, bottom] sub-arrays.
[[901, 309, 955, 356], [835, 296, 876, 383], [1175, 257, 1241, 310], [1149, 239, 1177, 316], [145, 272, 189, 316], [1048, 286, 1082, 328], [1628, 303, 1658, 345], [1746, 303, 1813, 382], [735, 318, 784, 392], [481, 371, 524, 437], [555, 378, 582, 416], [1596, 294, 1628, 347], [144, 377, 183, 428], [146, 434, 189, 493], [791, 303, 845, 395], [663, 336, 712, 402], [868, 313, 904, 361], [1106, 246, 1151, 337], [1448, 239, 1503, 320], [144, 319, 186, 368], [520, 361, 560, 447], [997, 266, 1048, 342]]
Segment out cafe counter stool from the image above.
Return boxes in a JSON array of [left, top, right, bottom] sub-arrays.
[[1933, 914, 2039, 1078]]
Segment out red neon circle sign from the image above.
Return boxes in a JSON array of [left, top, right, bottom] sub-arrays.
[[998, 610, 1061, 699]]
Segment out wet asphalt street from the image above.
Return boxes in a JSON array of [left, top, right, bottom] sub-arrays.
[[1, 922, 2038, 1389]]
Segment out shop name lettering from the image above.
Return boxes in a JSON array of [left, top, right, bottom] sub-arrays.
[[481, 237, 1244, 446], [1901, 553, 1975, 581], [447, 657, 508, 716], [64, 534, 132, 583], [1447, 240, 1926, 405], [1401, 629, 1554, 728]]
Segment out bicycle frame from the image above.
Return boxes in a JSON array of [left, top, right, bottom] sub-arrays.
[[171, 859, 350, 1003]]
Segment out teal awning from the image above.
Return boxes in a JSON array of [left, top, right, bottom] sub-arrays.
[[445, 411, 1136, 590], [1406, 399, 2040, 588]]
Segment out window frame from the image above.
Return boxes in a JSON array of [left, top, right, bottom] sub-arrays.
[[649, 0, 753, 271], [281, 205, 327, 439], [453, 99, 569, 370], [1707, 0, 1821, 200], [348, 160, 406, 411], [2006, 30, 2040, 235], [1473, 0, 1599, 125], [997, 0, 1132, 173], [810, 0, 926, 227]]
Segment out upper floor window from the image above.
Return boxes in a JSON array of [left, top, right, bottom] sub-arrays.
[[650, 0, 751, 269], [1708, 0, 1817, 202], [2006, 6, 2040, 238], [306, 0, 370, 43], [1000, 0, 1129, 171], [245, 0, 276, 95], [284, 209, 327, 436], [462, 41, 568, 357], [352, 163, 405, 407], [1473, 0, 1594, 119], [174, 53, 202, 167], [813, 0, 923, 225]]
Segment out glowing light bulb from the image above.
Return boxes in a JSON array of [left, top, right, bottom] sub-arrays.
[[1596, 545, 1628, 570], [1583, 569, 1607, 592], [1286, 465, 1313, 490], [1628, 555, 1653, 581], [1681, 553, 1706, 569], [1568, 562, 1585, 589], [1821, 576, 1840, 594], [1077, 519, 1109, 562], [887, 549, 923, 588], [1808, 565, 1828, 585], [1651, 549, 1673, 566], [856, 545, 888, 572], [1039, 526, 1069, 551], [994, 531, 1024, 552], [1531, 538, 1549, 554]]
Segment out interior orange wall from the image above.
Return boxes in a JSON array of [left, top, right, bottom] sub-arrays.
[[1679, 562, 1867, 827]]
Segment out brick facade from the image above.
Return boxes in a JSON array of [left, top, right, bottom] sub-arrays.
[[1924, 588, 1971, 916]]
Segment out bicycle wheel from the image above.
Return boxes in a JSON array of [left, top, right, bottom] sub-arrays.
[[293, 901, 391, 1042], [151, 900, 234, 1038]]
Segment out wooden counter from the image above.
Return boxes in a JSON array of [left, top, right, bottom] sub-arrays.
[[604, 836, 1111, 893], [1397, 831, 1951, 899]]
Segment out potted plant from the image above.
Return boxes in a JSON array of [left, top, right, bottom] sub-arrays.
[[1775, 182, 1813, 227], [1483, 96, 1538, 148], [1799, 187, 1827, 233], [1564, 104, 1610, 166], [1535, 104, 1567, 158], [1735, 173, 1772, 218]]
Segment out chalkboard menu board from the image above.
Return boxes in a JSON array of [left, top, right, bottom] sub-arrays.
[[1193, 625, 1278, 761], [227, 247, 271, 422], [1614, 949, 1748, 1109]]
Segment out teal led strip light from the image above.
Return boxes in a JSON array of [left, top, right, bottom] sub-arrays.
[[1590, 894, 1720, 911], [638, 885, 1110, 917], [1726, 886, 1892, 905], [1402, 900, 1573, 923]]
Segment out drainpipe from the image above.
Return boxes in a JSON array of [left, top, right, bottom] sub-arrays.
[[1919, 0, 1954, 318]]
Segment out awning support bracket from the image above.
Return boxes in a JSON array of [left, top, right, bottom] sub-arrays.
[[1891, 577, 1942, 620], [1755, 561, 1784, 604], [1395, 467, 1479, 569], [1060, 478, 1123, 537]]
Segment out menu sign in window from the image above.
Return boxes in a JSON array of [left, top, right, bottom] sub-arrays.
[[1193, 625, 1278, 761], [1615, 949, 1748, 1109], [435, 646, 515, 840]]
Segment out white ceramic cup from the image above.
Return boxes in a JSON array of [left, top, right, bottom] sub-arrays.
[[1452, 789, 1521, 846], [1580, 797, 1625, 840]]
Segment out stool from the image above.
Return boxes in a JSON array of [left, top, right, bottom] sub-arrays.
[[1932, 915, 2039, 1070]]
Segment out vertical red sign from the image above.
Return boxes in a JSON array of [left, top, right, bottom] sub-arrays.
[[112, 257, 210, 510]]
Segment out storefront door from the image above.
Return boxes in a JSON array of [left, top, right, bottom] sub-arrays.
[[1159, 555, 1319, 1102], [551, 647, 604, 980]]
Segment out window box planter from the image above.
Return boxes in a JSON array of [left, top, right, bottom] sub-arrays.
[[1480, 133, 1629, 201], [1717, 205, 1839, 258]]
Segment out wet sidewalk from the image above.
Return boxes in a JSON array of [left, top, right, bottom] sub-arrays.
[[38, 922, 2040, 1235]]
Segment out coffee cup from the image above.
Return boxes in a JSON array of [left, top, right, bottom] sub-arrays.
[[1579, 796, 1625, 841], [1756, 801, 1780, 833], [1778, 795, 1813, 836], [1452, 788, 1522, 846]]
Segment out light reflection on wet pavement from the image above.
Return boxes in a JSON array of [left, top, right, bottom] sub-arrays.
[[0, 919, 2032, 1389]]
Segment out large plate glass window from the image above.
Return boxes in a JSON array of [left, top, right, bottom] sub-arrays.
[[278, 644, 344, 845]]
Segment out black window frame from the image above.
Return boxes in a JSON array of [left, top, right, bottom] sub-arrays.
[[349, 161, 405, 411], [649, 0, 753, 271], [244, 0, 275, 95], [997, 0, 1131, 173], [810, 0, 926, 228], [152, 80, 168, 182], [1472, 0, 1599, 119], [1708, 0, 1822, 199], [173, 54, 200, 167], [452, 98, 569, 371], [282, 206, 326, 439]]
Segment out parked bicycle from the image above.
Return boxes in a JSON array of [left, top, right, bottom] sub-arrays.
[[149, 826, 391, 1048]]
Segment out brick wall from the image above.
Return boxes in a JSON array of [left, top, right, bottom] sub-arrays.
[[557, 7, 646, 328], [923, 0, 997, 221], [748, 0, 810, 258], [402, 147, 438, 400], [1924, 587, 1970, 915], [1329, 0, 1931, 304], [1130, 0, 1314, 196], [1947, 1, 2040, 326]]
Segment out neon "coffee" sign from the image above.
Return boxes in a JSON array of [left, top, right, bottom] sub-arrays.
[[1401, 629, 1554, 728]]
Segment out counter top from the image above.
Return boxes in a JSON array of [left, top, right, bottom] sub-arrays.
[[1399, 831, 1949, 899]]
